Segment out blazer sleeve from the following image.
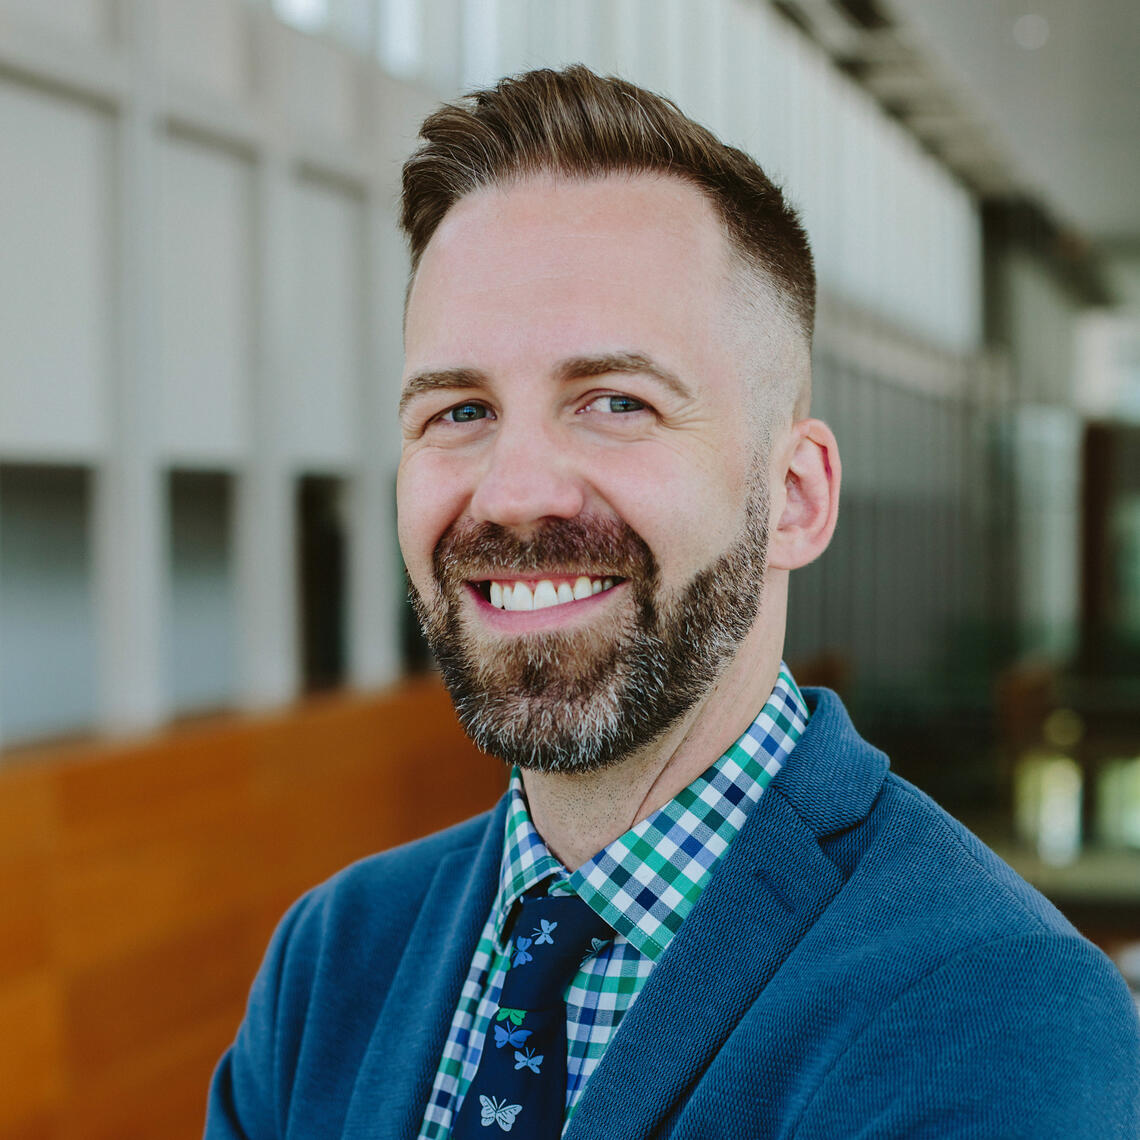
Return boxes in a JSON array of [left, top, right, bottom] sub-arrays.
[[204, 893, 318, 1140], [791, 930, 1140, 1140]]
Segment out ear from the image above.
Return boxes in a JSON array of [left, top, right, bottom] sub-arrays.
[[767, 418, 841, 571]]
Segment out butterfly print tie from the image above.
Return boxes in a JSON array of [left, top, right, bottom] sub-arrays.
[[450, 892, 613, 1137]]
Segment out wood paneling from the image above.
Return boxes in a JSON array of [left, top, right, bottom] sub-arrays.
[[0, 678, 501, 1140]]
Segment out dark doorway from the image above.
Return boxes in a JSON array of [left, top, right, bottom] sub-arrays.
[[1081, 424, 1140, 674], [297, 474, 347, 693]]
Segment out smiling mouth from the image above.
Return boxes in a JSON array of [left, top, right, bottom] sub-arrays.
[[472, 575, 623, 612]]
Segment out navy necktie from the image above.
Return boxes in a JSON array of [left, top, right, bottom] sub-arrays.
[[451, 892, 613, 1137]]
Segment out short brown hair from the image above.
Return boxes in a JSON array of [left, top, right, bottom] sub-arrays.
[[400, 65, 815, 341]]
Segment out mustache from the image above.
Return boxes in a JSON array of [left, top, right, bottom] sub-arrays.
[[432, 516, 658, 586]]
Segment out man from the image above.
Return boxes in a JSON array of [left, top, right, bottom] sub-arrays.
[[206, 67, 1139, 1138]]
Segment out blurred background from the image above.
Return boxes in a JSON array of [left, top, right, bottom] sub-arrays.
[[0, 0, 1137, 1135]]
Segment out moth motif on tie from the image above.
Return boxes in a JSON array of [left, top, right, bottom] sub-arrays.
[[513, 1047, 543, 1074], [532, 919, 557, 945], [449, 892, 614, 1140], [478, 1095, 523, 1132], [493, 1023, 532, 1049]]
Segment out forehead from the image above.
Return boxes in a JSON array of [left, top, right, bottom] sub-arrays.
[[403, 174, 740, 368]]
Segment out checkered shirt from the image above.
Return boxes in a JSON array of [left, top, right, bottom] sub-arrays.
[[416, 663, 808, 1138]]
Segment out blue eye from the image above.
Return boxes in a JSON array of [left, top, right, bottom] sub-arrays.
[[604, 395, 645, 413], [445, 403, 488, 423]]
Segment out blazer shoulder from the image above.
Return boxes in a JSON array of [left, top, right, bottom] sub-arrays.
[[796, 925, 1140, 1138], [206, 804, 506, 1138], [780, 768, 1140, 1137], [871, 770, 1079, 938], [780, 690, 1076, 941]]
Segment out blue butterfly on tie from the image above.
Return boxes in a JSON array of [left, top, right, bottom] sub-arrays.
[[512, 937, 534, 967], [479, 1096, 522, 1132], [513, 1047, 543, 1074], [532, 918, 557, 945], [493, 1023, 532, 1049], [580, 936, 611, 966]]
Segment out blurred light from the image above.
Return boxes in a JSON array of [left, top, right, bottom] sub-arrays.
[[1014, 751, 1083, 865], [378, 0, 421, 78], [275, 0, 328, 33], [1097, 757, 1140, 849], [1013, 13, 1050, 51], [1043, 707, 1083, 750]]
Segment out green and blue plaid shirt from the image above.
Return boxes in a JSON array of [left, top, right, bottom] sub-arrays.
[[417, 663, 809, 1138]]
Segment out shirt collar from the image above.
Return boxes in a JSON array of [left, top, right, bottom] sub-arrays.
[[491, 663, 809, 957]]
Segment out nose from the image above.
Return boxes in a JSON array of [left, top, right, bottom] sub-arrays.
[[468, 421, 586, 530]]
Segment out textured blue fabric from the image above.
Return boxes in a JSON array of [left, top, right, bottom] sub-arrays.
[[205, 689, 1140, 1139]]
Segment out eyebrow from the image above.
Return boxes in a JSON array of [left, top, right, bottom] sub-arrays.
[[399, 368, 485, 419], [399, 351, 693, 419], [554, 352, 694, 402]]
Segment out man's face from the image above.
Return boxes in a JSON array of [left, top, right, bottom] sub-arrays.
[[398, 175, 779, 772]]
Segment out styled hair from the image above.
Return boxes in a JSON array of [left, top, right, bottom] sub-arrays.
[[400, 65, 815, 341]]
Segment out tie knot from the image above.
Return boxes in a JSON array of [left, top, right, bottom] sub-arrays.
[[500, 893, 613, 1010]]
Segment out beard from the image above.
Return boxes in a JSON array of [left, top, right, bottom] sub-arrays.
[[409, 483, 770, 775]]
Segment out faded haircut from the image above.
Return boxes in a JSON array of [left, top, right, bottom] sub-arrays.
[[400, 64, 815, 414]]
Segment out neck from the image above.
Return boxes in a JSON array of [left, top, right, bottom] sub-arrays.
[[520, 595, 787, 871]]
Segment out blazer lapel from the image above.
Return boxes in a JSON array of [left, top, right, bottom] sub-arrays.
[[340, 798, 507, 1140], [565, 792, 844, 1139], [566, 689, 888, 1139]]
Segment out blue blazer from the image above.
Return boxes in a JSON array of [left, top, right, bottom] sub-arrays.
[[206, 689, 1140, 1138]]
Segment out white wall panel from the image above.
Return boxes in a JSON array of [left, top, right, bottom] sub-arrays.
[[282, 178, 362, 466], [538, 0, 597, 72], [287, 25, 361, 142], [804, 54, 843, 289], [577, 0, 613, 76], [668, 0, 725, 133], [522, 0, 556, 71], [0, 0, 111, 41], [492, 0, 532, 78], [838, 87, 884, 311], [0, 85, 112, 459], [722, 0, 767, 154], [608, 0, 642, 83], [878, 121, 909, 335], [328, 0, 377, 47], [157, 135, 254, 461], [1013, 405, 1081, 657], [159, 0, 250, 100], [787, 35, 829, 277], [419, 0, 461, 94], [460, 0, 501, 89], [949, 183, 982, 351], [611, 0, 667, 95], [377, 0, 423, 78], [753, 8, 795, 189], [1007, 251, 1077, 404]]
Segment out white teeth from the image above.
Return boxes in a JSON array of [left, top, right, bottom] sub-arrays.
[[488, 576, 619, 610], [532, 580, 559, 610]]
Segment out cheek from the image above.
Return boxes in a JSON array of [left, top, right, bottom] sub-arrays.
[[396, 454, 466, 582], [593, 458, 742, 577]]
